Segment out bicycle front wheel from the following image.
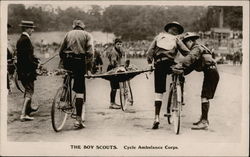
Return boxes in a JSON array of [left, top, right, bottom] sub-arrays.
[[172, 85, 182, 134], [119, 81, 133, 111], [51, 86, 68, 132], [166, 86, 173, 124]]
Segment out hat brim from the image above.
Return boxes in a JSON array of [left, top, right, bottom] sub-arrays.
[[183, 35, 200, 42], [164, 23, 184, 34], [19, 24, 36, 28], [72, 25, 85, 29]]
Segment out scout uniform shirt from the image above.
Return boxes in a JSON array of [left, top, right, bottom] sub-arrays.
[[59, 29, 94, 56], [107, 47, 125, 66], [181, 43, 216, 73]]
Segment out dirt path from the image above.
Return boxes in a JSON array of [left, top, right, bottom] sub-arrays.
[[7, 64, 242, 140], [4, 63, 247, 156]]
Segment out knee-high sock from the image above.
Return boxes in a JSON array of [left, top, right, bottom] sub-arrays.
[[75, 98, 83, 117], [201, 101, 210, 120], [155, 101, 162, 116], [110, 89, 117, 103], [25, 98, 32, 113]]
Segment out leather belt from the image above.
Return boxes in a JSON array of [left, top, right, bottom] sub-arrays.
[[206, 65, 216, 70], [155, 57, 169, 63], [65, 53, 85, 60]]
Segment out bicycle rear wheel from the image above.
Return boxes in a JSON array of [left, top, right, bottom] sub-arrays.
[[172, 85, 182, 134], [14, 71, 25, 93], [51, 86, 68, 132], [120, 81, 133, 111]]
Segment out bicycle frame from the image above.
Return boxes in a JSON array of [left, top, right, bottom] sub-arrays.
[[61, 72, 77, 117], [51, 71, 76, 132], [63, 72, 73, 103]]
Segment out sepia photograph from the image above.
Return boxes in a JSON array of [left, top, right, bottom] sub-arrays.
[[0, 0, 249, 156]]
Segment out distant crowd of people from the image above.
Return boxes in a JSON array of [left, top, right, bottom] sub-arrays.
[[8, 30, 243, 66]]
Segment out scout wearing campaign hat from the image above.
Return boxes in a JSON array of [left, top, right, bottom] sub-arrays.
[[72, 19, 85, 29], [164, 21, 184, 34], [19, 20, 36, 28], [182, 32, 200, 42]]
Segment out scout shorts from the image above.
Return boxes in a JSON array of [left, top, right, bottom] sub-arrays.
[[154, 60, 175, 93], [201, 68, 220, 99], [63, 57, 86, 93]]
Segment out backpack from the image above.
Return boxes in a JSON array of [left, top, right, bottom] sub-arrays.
[[200, 45, 216, 66], [156, 33, 176, 51]]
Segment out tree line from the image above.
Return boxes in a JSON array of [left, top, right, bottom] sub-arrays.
[[8, 4, 242, 41]]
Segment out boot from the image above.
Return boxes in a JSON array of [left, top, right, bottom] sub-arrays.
[[109, 103, 121, 109], [26, 98, 39, 116], [152, 121, 160, 129], [193, 116, 202, 125], [74, 116, 86, 129], [191, 120, 209, 130], [192, 102, 210, 129]]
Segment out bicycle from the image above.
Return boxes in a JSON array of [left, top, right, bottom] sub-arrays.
[[51, 70, 85, 132], [165, 68, 184, 134], [12, 54, 58, 93]]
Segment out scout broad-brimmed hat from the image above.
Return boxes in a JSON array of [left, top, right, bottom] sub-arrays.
[[19, 20, 36, 28], [182, 32, 200, 42], [72, 19, 85, 29], [164, 21, 184, 34]]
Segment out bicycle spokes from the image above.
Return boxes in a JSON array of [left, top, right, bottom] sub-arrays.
[[51, 86, 69, 132], [120, 81, 133, 111]]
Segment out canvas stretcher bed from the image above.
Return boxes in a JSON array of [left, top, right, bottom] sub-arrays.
[[85, 69, 154, 82]]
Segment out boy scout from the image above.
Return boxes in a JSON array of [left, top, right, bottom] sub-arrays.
[[174, 32, 220, 130], [146, 21, 190, 129]]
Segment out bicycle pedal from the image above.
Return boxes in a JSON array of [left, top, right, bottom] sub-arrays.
[[62, 105, 74, 111], [172, 109, 177, 112], [71, 114, 77, 119], [164, 113, 171, 117]]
